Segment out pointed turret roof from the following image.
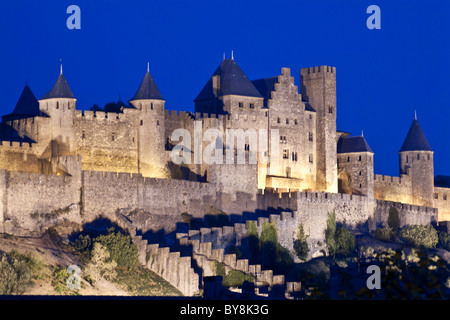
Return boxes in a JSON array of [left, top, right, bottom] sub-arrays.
[[399, 118, 432, 152], [2, 85, 47, 122], [130, 64, 164, 101], [195, 58, 262, 101], [41, 71, 75, 100], [337, 135, 373, 154], [11, 85, 40, 116]]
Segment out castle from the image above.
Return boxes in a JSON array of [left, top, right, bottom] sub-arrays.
[[0, 57, 448, 295]]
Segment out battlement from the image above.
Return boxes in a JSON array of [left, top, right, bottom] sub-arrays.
[[0, 140, 35, 151], [300, 66, 336, 75], [376, 199, 437, 215], [84, 169, 211, 190], [374, 174, 409, 184], [75, 109, 132, 122], [165, 109, 195, 121]]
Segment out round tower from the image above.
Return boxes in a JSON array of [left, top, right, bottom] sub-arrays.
[[399, 114, 434, 207], [38, 64, 77, 157], [129, 63, 169, 178]]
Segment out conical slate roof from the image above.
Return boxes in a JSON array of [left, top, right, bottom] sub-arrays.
[[10, 85, 40, 117], [41, 73, 75, 100], [399, 118, 432, 152], [130, 69, 164, 101], [337, 135, 373, 154], [195, 58, 262, 101]]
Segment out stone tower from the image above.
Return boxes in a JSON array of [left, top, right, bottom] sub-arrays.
[[129, 64, 169, 178], [300, 66, 337, 193], [194, 58, 264, 115], [337, 134, 374, 198], [39, 65, 77, 157], [399, 115, 434, 207]]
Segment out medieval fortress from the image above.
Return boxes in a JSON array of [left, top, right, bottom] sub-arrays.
[[0, 57, 448, 295]]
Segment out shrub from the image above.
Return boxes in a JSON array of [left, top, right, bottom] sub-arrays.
[[74, 228, 139, 268], [387, 207, 400, 233], [84, 243, 117, 283], [438, 231, 450, 251], [325, 211, 337, 256], [94, 229, 139, 268], [373, 227, 395, 242], [399, 225, 438, 249], [294, 223, 309, 261], [222, 270, 254, 288], [0, 252, 33, 295], [334, 227, 355, 256]]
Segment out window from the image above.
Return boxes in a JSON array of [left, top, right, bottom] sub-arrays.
[[112, 134, 115, 141], [244, 144, 250, 151], [428, 154, 430, 160], [140, 120, 143, 126], [56, 102, 59, 109], [358, 155, 362, 161], [286, 118, 289, 124], [249, 103, 254, 109], [328, 106, 333, 114], [283, 149, 289, 159], [309, 154, 313, 163], [294, 119, 298, 125], [308, 132, 313, 141], [309, 114, 312, 120], [444, 194, 447, 201], [265, 111, 268, 117], [157, 120, 160, 126], [151, 103, 154, 110], [406, 155, 408, 163], [82, 131, 85, 139], [434, 193, 439, 200], [347, 156, 350, 162], [280, 136, 287, 144], [417, 154, 420, 160], [239, 102, 244, 108], [292, 152, 298, 161], [359, 171, 362, 176], [359, 184, 362, 188], [277, 117, 280, 124], [139, 103, 142, 110]]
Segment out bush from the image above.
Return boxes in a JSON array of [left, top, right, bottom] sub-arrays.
[[74, 228, 139, 268], [294, 224, 309, 261], [399, 225, 438, 249], [373, 227, 395, 242], [334, 227, 355, 256], [0, 252, 33, 295], [438, 231, 450, 251], [84, 243, 117, 283], [93, 229, 139, 268], [387, 207, 400, 233], [222, 270, 254, 288], [325, 211, 337, 256]]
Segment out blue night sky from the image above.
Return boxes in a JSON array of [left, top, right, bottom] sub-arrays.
[[0, 0, 449, 177]]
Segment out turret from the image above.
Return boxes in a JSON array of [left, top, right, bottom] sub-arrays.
[[129, 63, 168, 178], [337, 134, 374, 197], [194, 57, 264, 115], [39, 64, 77, 156], [399, 114, 434, 207], [300, 66, 337, 193]]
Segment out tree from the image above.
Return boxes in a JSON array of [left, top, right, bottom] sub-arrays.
[[294, 223, 309, 261], [334, 227, 355, 256], [325, 211, 337, 256], [387, 207, 400, 233], [84, 243, 117, 283]]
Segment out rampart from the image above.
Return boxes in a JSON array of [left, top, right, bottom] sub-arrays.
[[374, 174, 412, 204]]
